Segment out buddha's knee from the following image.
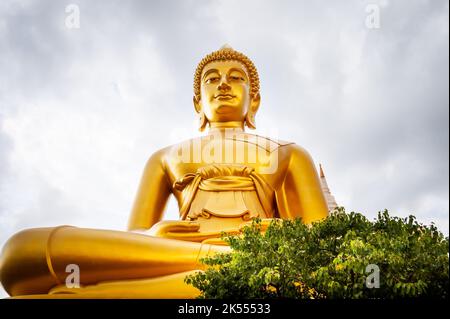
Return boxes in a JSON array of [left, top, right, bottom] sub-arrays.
[[0, 227, 64, 296]]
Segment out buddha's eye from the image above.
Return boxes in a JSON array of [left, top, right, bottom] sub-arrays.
[[229, 75, 245, 81], [205, 77, 220, 84]]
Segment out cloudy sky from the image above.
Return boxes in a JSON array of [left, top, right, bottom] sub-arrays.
[[0, 0, 448, 297]]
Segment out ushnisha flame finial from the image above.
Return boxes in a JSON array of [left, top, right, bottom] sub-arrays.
[[220, 43, 234, 51]]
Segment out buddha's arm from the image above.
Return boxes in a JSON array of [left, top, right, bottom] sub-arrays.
[[275, 145, 329, 224], [127, 149, 172, 231]]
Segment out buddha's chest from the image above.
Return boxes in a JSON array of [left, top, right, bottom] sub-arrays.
[[164, 137, 290, 189]]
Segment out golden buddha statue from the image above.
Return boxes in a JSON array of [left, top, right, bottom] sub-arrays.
[[0, 45, 329, 299]]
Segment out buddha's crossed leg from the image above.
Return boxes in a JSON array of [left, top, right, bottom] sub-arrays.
[[0, 226, 230, 298]]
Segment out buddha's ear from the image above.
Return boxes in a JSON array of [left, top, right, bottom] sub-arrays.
[[246, 93, 260, 129], [193, 95, 202, 114], [193, 96, 208, 132], [250, 93, 260, 113]]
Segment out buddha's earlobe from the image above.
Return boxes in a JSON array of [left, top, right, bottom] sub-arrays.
[[193, 96, 208, 132], [198, 112, 208, 131], [245, 93, 260, 130], [245, 113, 256, 129]]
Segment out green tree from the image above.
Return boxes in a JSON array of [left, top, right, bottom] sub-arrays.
[[185, 208, 449, 299]]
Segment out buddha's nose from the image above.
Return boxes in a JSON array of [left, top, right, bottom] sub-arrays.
[[217, 80, 231, 91]]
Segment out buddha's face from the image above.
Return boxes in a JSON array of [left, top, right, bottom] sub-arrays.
[[198, 60, 252, 124]]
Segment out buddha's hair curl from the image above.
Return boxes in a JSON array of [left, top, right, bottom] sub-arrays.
[[193, 46, 260, 101]]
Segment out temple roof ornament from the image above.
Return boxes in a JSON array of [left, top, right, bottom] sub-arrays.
[[319, 164, 338, 212]]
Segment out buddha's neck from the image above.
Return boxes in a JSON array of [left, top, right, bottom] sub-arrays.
[[208, 121, 245, 133]]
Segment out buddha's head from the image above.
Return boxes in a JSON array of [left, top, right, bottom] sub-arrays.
[[193, 45, 261, 131]]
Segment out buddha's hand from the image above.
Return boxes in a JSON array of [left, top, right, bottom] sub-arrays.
[[146, 220, 201, 237]]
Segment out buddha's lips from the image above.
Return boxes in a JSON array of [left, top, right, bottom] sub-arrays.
[[214, 94, 235, 100]]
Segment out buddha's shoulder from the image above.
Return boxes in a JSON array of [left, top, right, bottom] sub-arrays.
[[143, 145, 173, 166], [217, 133, 297, 154], [229, 133, 295, 153], [227, 133, 312, 158], [282, 143, 316, 162]]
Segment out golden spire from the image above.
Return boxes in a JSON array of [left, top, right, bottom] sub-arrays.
[[319, 164, 338, 212]]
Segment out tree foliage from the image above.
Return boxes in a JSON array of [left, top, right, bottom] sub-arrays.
[[185, 208, 449, 299]]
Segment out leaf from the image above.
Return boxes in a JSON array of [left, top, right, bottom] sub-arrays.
[[185, 208, 449, 299]]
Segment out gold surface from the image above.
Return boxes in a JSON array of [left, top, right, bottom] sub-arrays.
[[0, 46, 329, 298]]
